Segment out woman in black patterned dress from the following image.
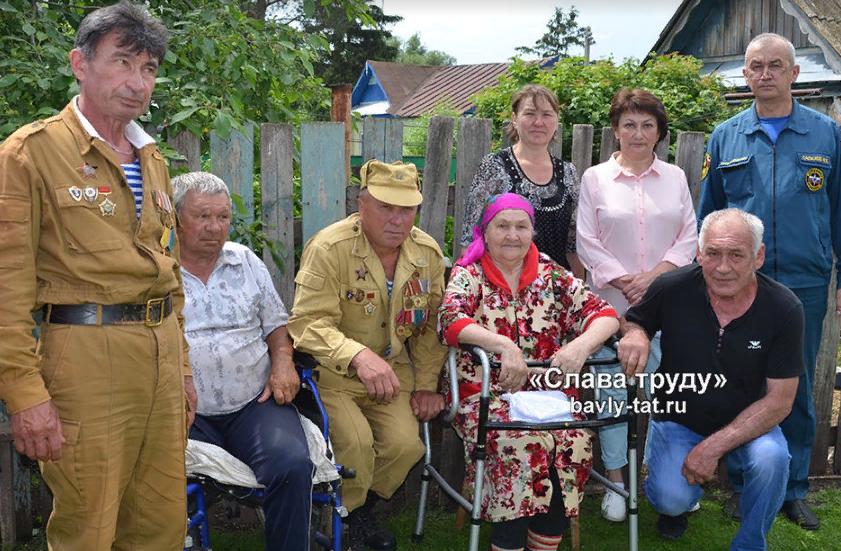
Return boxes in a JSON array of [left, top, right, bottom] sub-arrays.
[[460, 84, 585, 279]]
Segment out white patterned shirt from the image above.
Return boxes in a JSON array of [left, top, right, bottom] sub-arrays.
[[181, 242, 288, 415]]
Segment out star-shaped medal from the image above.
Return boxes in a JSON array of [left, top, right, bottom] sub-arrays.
[[77, 162, 98, 179], [356, 266, 367, 280]]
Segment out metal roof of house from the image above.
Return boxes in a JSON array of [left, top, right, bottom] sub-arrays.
[[388, 62, 511, 117], [701, 47, 841, 87], [352, 58, 558, 118]]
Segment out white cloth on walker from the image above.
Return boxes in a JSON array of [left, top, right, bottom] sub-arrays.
[[501, 390, 574, 423], [186, 413, 340, 487]]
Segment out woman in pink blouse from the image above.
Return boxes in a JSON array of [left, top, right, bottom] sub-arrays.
[[441, 193, 618, 551], [576, 89, 698, 523]]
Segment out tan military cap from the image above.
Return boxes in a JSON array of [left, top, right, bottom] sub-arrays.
[[360, 159, 423, 207]]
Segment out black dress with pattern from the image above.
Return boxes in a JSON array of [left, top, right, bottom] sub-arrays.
[[461, 147, 580, 269]]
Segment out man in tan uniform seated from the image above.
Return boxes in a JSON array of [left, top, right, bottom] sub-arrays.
[[288, 160, 448, 550]]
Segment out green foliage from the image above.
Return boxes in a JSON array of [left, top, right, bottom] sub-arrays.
[[288, 0, 401, 86], [472, 54, 739, 156], [516, 6, 593, 59], [0, 0, 371, 145], [403, 102, 462, 157], [228, 194, 287, 274], [396, 32, 457, 66]]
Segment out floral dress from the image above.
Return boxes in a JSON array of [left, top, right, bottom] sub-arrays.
[[438, 248, 616, 522]]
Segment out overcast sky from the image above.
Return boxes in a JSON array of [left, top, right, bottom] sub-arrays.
[[380, 0, 685, 65]]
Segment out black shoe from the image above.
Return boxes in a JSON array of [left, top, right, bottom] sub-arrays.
[[723, 492, 742, 522], [345, 509, 397, 551], [781, 499, 820, 530], [657, 513, 688, 540]]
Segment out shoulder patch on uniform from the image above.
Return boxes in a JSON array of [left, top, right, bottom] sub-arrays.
[[701, 153, 711, 180]]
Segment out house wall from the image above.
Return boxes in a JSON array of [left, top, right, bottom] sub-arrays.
[[680, 0, 810, 59]]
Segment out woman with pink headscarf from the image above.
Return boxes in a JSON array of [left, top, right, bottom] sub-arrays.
[[438, 193, 619, 551]]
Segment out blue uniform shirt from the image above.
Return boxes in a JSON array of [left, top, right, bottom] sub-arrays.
[[698, 100, 841, 289]]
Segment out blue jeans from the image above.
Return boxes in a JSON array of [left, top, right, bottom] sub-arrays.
[[594, 334, 661, 471], [191, 396, 315, 551], [728, 285, 825, 500], [646, 420, 789, 551]]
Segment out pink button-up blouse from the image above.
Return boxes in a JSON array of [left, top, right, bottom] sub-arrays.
[[576, 152, 698, 315]]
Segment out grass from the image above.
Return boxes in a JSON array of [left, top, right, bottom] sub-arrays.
[[10, 488, 841, 551]]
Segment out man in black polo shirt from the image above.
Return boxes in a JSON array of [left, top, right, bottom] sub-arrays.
[[618, 208, 803, 550]]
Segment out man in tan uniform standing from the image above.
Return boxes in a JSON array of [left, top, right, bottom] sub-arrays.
[[0, 3, 194, 550], [289, 160, 448, 550]]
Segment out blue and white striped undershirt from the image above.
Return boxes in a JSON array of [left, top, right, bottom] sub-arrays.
[[122, 160, 143, 218]]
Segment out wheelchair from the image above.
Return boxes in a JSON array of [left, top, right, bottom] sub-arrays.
[[413, 343, 640, 551], [184, 351, 354, 551]]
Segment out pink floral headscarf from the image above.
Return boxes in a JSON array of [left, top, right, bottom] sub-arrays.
[[456, 193, 535, 267]]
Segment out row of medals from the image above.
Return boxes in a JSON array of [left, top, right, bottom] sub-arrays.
[[69, 185, 115, 216]]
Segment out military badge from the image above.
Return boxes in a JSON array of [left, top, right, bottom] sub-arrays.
[[805, 168, 824, 191], [701, 153, 711, 180], [356, 266, 367, 280], [83, 186, 99, 203], [364, 303, 376, 315], [99, 198, 116, 216], [68, 186, 83, 202], [77, 162, 97, 179]]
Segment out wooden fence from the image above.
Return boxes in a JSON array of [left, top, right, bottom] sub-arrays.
[[2, 115, 841, 542]]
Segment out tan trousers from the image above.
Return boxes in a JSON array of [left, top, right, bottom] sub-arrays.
[[318, 366, 425, 512], [38, 313, 187, 551]]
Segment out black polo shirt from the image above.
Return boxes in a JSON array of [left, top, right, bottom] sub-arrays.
[[625, 264, 804, 437]]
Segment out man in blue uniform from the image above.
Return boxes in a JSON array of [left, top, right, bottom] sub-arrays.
[[697, 32, 841, 530]]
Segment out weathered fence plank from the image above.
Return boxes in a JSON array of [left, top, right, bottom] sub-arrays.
[[211, 124, 255, 226], [260, 123, 296, 307], [571, 124, 594, 177], [418, 116, 455, 249], [675, 131, 706, 210], [549, 123, 563, 159], [0, 415, 15, 545], [362, 118, 403, 163], [655, 130, 671, 161], [300, 122, 346, 245], [813, 268, 840, 475], [454, 118, 493, 262], [599, 127, 618, 162], [170, 130, 201, 173]]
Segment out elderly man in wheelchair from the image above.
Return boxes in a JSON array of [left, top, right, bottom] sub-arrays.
[[173, 172, 315, 551], [435, 194, 619, 551]]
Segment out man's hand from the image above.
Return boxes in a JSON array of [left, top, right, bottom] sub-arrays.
[[184, 376, 198, 431], [618, 326, 650, 377], [411, 391, 445, 421], [11, 401, 64, 462], [351, 348, 401, 403], [258, 359, 300, 406], [836, 288, 841, 316], [681, 441, 720, 486]]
